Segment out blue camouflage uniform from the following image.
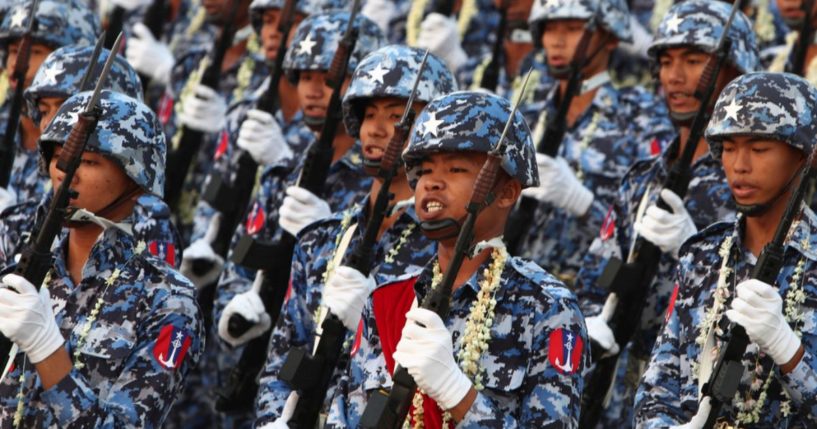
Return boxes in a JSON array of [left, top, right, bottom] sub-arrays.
[[0, 90, 202, 428], [254, 44, 457, 425], [328, 91, 588, 428], [0, 0, 99, 206], [637, 72, 817, 427], [575, 2, 760, 426]]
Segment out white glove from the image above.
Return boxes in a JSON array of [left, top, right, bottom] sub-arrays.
[[726, 279, 802, 366], [218, 288, 272, 347], [178, 84, 227, 133], [279, 186, 331, 236], [362, 0, 396, 34], [323, 266, 375, 331], [619, 16, 652, 59], [180, 214, 224, 289], [237, 109, 293, 166], [0, 275, 64, 364], [634, 189, 697, 258], [521, 153, 594, 216], [586, 315, 619, 357], [110, 0, 153, 10], [415, 13, 467, 72], [126, 22, 174, 85], [393, 307, 472, 410], [258, 391, 299, 429], [670, 396, 711, 429], [0, 187, 16, 211]]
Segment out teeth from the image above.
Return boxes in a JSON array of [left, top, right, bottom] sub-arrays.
[[426, 201, 443, 213]]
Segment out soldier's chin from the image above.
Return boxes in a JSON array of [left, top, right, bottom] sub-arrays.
[[547, 64, 572, 80], [303, 114, 325, 131], [420, 218, 461, 241], [669, 109, 697, 127], [782, 16, 804, 28], [363, 157, 382, 176]]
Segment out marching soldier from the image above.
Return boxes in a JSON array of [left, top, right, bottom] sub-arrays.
[[0, 90, 203, 427], [575, 1, 761, 426], [328, 90, 588, 428], [636, 72, 817, 427]]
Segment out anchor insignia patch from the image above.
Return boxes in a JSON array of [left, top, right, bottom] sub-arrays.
[[153, 325, 192, 370]]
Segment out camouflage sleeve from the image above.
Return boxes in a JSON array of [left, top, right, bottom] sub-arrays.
[[778, 346, 817, 422], [459, 287, 588, 428], [40, 269, 203, 428], [627, 91, 674, 161]]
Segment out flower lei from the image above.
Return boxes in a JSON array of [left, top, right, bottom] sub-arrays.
[[753, 0, 775, 43], [574, 111, 602, 182], [232, 33, 259, 102], [320, 207, 357, 286], [384, 224, 416, 264], [407, 246, 508, 429]]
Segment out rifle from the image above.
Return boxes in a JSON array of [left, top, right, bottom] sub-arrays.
[[137, 0, 170, 91], [0, 33, 122, 378], [215, 0, 362, 413], [578, 1, 744, 426], [105, 7, 126, 50], [164, 0, 240, 210], [479, 0, 507, 92], [503, 23, 595, 255], [360, 70, 534, 429], [278, 50, 430, 429], [0, 0, 39, 188], [787, 0, 814, 76]]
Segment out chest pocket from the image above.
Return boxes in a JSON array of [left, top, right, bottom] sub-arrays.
[[74, 323, 136, 396]]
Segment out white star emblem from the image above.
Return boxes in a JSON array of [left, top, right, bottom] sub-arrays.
[[665, 14, 683, 33], [724, 99, 741, 121], [10, 8, 27, 28], [422, 113, 444, 138], [298, 34, 317, 56], [43, 64, 64, 86], [367, 63, 389, 85]]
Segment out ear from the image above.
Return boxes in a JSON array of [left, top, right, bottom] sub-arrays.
[[495, 177, 522, 209]]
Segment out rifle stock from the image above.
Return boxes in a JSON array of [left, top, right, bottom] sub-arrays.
[[479, 1, 507, 92], [138, 0, 169, 90]]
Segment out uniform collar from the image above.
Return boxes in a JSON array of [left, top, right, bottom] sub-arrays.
[[733, 205, 817, 263], [545, 80, 619, 125]]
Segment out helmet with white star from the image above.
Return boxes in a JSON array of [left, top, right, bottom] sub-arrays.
[[0, 0, 99, 50], [529, 0, 633, 44], [706, 72, 817, 160], [648, 0, 759, 74], [282, 11, 385, 83], [342, 45, 458, 138], [24, 45, 143, 126], [39, 90, 166, 197], [403, 91, 539, 189]]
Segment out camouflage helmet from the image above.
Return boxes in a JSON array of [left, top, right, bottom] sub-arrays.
[[706, 72, 817, 160], [648, 0, 759, 74], [403, 91, 539, 189], [342, 45, 458, 138], [282, 11, 385, 83], [0, 0, 99, 50], [24, 46, 143, 126], [529, 0, 633, 44], [39, 90, 166, 197], [249, 0, 319, 34]]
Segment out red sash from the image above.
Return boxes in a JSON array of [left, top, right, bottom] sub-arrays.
[[372, 277, 451, 428]]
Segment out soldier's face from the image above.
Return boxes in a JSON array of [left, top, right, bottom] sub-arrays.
[[48, 147, 137, 219], [776, 0, 817, 23], [203, 0, 250, 26], [658, 47, 738, 118], [541, 19, 615, 78], [359, 98, 424, 166], [5, 40, 52, 89], [259, 9, 304, 62], [415, 152, 519, 245], [721, 136, 805, 208], [296, 70, 350, 130], [36, 97, 65, 132]]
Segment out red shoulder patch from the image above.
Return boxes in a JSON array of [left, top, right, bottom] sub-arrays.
[[148, 241, 176, 266], [245, 202, 265, 235], [665, 283, 680, 323], [158, 93, 174, 126], [214, 129, 229, 160], [548, 328, 583, 375], [599, 205, 616, 241], [350, 319, 364, 357], [153, 325, 192, 370], [650, 138, 662, 156]]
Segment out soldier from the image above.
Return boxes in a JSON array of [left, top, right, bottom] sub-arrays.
[[251, 44, 455, 427], [574, 1, 760, 426], [327, 90, 588, 428], [636, 72, 817, 427], [513, 0, 674, 283], [773, 0, 817, 81], [0, 0, 99, 209], [0, 90, 203, 427]]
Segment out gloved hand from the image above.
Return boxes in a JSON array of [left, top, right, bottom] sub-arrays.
[[670, 396, 711, 429], [180, 214, 224, 289], [257, 391, 299, 429], [521, 153, 594, 216], [323, 266, 375, 331], [178, 84, 227, 133], [362, 0, 396, 34], [0, 187, 16, 212], [393, 307, 472, 410], [218, 288, 272, 347], [0, 275, 64, 364], [237, 109, 293, 166], [726, 279, 801, 366], [110, 0, 153, 10], [126, 23, 175, 85], [415, 13, 467, 72], [586, 315, 619, 357], [634, 189, 697, 257], [279, 186, 331, 236]]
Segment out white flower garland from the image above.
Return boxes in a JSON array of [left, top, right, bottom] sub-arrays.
[[384, 224, 416, 264], [320, 207, 358, 287], [408, 247, 508, 428]]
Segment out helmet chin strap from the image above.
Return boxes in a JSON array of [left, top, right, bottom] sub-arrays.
[[303, 114, 325, 129], [546, 33, 610, 82], [66, 185, 141, 229], [669, 109, 697, 127], [735, 165, 803, 217], [420, 217, 464, 241]]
